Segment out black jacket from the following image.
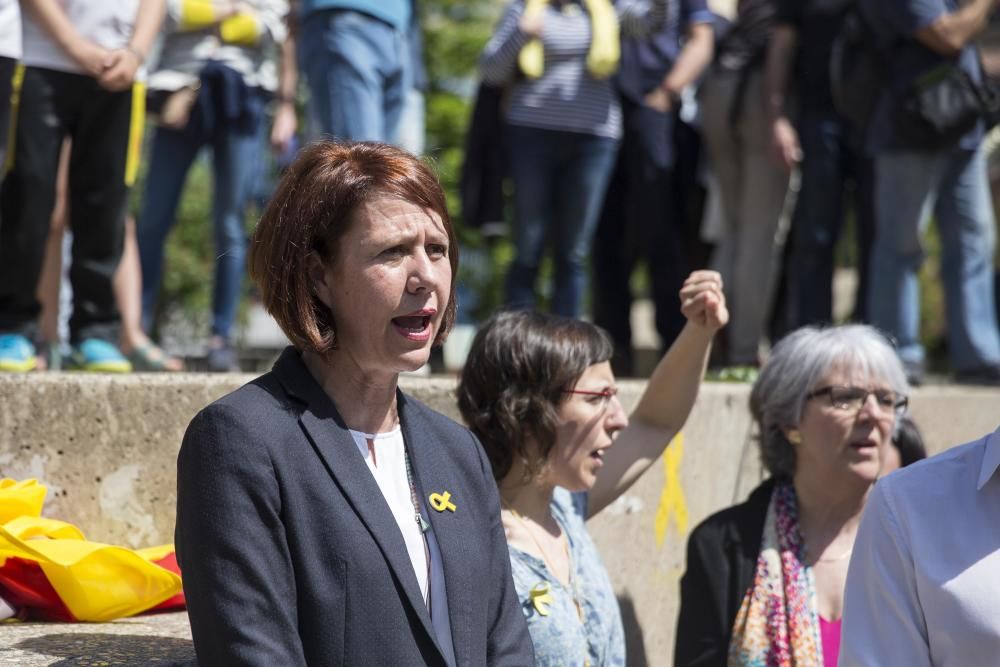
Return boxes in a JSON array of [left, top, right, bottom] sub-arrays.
[[176, 347, 534, 666], [674, 479, 776, 667]]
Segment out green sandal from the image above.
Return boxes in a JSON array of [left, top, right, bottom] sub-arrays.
[[127, 342, 184, 372]]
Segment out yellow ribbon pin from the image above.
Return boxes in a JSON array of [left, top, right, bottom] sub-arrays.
[[429, 491, 456, 513], [529, 582, 553, 616]]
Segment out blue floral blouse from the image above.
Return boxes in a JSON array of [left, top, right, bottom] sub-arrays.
[[507, 487, 625, 666]]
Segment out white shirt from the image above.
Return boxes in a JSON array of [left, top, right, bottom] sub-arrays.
[[21, 0, 138, 74], [0, 0, 20, 60], [840, 426, 1000, 667], [349, 428, 457, 667]]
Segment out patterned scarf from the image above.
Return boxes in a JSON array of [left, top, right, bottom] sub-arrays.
[[727, 483, 823, 666]]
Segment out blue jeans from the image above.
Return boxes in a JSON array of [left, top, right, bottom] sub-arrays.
[[505, 124, 619, 318], [788, 109, 874, 325], [138, 92, 265, 340], [869, 146, 1000, 371], [298, 9, 409, 142]]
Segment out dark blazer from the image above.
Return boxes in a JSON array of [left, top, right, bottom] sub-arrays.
[[176, 347, 534, 666], [674, 479, 775, 667]]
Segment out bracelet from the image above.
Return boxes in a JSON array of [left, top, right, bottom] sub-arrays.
[[275, 93, 295, 104], [125, 44, 146, 65]]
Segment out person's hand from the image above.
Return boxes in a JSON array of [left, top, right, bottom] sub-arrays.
[[770, 117, 801, 171], [270, 101, 297, 156], [680, 270, 728, 332], [98, 48, 142, 91], [519, 0, 547, 37], [68, 38, 111, 79], [643, 86, 674, 113]]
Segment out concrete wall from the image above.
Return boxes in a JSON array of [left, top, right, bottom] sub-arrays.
[[0, 373, 996, 665]]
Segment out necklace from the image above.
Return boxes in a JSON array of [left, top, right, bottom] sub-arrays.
[[503, 501, 591, 667], [814, 546, 853, 563], [503, 503, 571, 585]]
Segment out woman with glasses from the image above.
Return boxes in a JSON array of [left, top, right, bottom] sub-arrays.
[[675, 324, 911, 667], [457, 270, 727, 666]]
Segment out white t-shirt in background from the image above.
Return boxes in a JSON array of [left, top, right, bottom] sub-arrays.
[[20, 0, 139, 74]]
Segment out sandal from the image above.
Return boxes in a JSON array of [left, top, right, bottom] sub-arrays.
[[127, 341, 184, 372]]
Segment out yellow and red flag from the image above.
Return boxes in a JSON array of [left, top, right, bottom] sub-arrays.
[[0, 479, 184, 621]]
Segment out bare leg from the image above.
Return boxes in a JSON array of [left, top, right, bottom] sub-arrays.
[[34, 139, 72, 369], [116, 215, 183, 371]]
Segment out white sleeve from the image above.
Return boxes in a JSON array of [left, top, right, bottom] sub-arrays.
[[839, 480, 932, 667]]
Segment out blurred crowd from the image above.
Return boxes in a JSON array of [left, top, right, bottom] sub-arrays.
[[467, 0, 1000, 386], [0, 0, 999, 385]]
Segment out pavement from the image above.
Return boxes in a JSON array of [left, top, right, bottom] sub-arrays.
[[0, 613, 193, 666]]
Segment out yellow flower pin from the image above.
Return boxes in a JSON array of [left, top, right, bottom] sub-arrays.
[[429, 491, 456, 513], [529, 582, 553, 616]]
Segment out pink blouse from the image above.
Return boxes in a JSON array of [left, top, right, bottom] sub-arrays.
[[820, 617, 842, 667]]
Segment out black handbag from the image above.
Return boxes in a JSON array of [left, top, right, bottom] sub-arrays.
[[893, 61, 1000, 150]]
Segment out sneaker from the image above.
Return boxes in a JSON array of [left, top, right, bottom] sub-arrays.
[[903, 360, 925, 387], [954, 365, 1000, 387], [67, 339, 132, 373], [206, 340, 239, 373], [0, 334, 37, 372]]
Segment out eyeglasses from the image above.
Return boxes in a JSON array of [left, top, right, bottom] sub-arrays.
[[563, 386, 619, 410], [806, 385, 908, 414]]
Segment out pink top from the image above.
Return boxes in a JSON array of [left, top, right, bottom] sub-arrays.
[[820, 617, 842, 667]]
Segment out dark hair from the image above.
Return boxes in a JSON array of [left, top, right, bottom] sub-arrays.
[[457, 310, 614, 481], [893, 414, 927, 468], [248, 140, 458, 354]]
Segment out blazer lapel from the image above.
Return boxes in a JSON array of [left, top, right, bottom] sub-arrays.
[[272, 349, 443, 657], [399, 393, 474, 667]]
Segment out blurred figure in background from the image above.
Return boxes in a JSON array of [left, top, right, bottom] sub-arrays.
[[698, 0, 790, 373], [480, 0, 670, 319], [0, 0, 165, 373], [138, 0, 296, 372], [765, 0, 875, 329], [860, 0, 1000, 386], [294, 0, 412, 142], [591, 0, 715, 376]]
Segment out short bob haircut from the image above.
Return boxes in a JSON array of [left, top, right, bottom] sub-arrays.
[[248, 141, 458, 354], [750, 324, 910, 480], [457, 310, 614, 482]]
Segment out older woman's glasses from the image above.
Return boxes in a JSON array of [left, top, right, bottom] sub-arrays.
[[806, 385, 908, 414], [563, 386, 619, 410]]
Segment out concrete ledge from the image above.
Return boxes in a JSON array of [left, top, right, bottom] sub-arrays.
[[0, 373, 997, 665]]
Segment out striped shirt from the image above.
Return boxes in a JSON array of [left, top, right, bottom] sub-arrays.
[[148, 0, 288, 93], [480, 0, 667, 139]]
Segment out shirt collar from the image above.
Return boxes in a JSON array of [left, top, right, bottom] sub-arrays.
[[976, 426, 1000, 491]]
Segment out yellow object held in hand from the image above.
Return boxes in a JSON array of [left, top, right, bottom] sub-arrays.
[[517, 0, 620, 80]]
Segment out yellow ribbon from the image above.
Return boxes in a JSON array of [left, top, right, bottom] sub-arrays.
[[529, 581, 553, 616], [654, 433, 689, 546], [517, 0, 620, 80], [429, 491, 456, 513]]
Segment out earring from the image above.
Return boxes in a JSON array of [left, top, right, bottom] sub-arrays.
[[787, 430, 802, 445]]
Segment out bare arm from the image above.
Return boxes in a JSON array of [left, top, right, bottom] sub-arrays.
[[763, 24, 800, 170], [644, 22, 714, 112], [587, 271, 728, 518], [98, 0, 167, 91], [271, 9, 298, 154], [915, 0, 993, 55]]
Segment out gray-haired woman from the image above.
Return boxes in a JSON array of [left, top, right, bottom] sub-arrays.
[[675, 325, 911, 667]]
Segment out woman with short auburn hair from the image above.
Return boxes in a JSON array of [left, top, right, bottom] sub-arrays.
[[176, 140, 533, 666]]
